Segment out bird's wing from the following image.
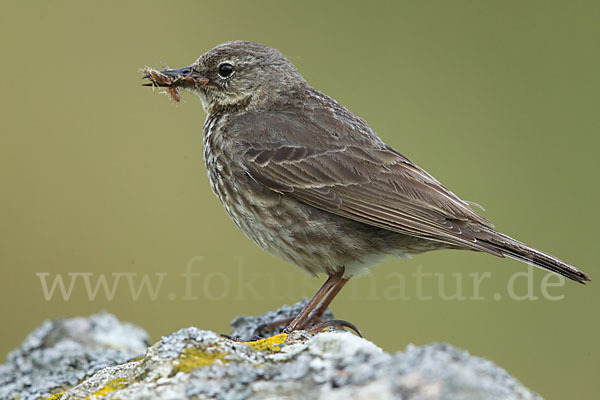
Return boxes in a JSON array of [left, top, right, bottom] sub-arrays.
[[232, 110, 501, 255]]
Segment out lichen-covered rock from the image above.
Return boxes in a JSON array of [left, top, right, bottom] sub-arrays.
[[1, 304, 542, 400], [229, 298, 334, 340], [0, 312, 149, 400]]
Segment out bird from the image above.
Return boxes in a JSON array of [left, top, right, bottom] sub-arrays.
[[142, 41, 590, 335]]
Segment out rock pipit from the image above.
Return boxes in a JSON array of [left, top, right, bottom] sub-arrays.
[[143, 41, 590, 334]]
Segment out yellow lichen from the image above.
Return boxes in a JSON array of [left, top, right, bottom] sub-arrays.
[[86, 378, 127, 399], [242, 333, 287, 352], [174, 347, 228, 373], [127, 355, 145, 363], [40, 393, 64, 400]]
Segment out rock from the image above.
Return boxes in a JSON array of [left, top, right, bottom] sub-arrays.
[[0, 312, 149, 400], [229, 298, 334, 340], [1, 302, 541, 400]]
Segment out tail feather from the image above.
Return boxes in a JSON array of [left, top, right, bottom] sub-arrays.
[[480, 230, 591, 284]]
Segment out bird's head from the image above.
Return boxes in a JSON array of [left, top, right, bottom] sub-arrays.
[[143, 41, 305, 114]]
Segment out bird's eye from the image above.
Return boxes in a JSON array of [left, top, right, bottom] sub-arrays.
[[218, 63, 234, 78]]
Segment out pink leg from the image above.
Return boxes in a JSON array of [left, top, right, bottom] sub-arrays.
[[284, 269, 345, 333]]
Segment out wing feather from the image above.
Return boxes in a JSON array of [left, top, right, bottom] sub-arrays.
[[231, 110, 497, 254]]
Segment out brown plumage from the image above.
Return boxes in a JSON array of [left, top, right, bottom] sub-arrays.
[[143, 41, 590, 334]]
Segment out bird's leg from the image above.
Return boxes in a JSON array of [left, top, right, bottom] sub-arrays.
[[283, 270, 344, 333], [299, 271, 362, 335], [252, 269, 354, 337], [297, 276, 349, 329]]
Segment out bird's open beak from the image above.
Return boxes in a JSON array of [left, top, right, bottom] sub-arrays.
[[141, 66, 209, 88]]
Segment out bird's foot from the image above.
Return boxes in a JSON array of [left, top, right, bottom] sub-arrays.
[[305, 319, 362, 337], [253, 314, 361, 337], [222, 313, 361, 342]]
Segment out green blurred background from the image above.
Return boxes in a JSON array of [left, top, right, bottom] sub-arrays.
[[1, 1, 598, 398]]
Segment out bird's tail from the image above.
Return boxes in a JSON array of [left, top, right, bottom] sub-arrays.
[[479, 230, 591, 284]]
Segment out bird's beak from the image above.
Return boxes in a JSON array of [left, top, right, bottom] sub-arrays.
[[142, 66, 209, 88]]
